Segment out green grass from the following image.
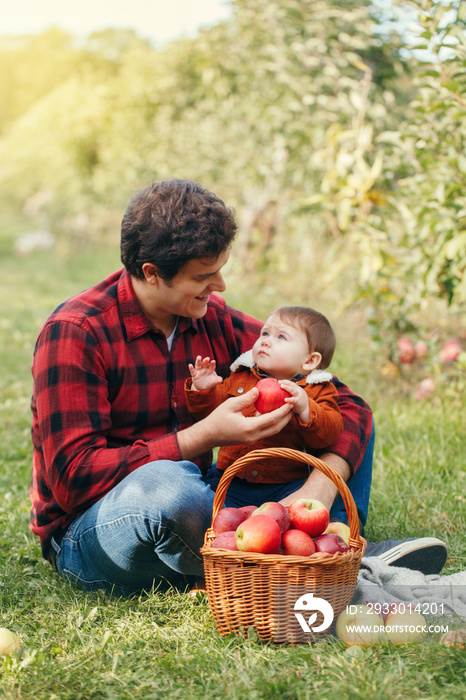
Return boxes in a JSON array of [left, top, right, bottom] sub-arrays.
[[1, 235, 465, 699]]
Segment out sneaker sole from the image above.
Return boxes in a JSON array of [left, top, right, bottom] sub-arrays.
[[377, 539, 448, 575]]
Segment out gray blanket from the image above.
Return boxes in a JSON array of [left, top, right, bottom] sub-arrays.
[[352, 557, 466, 619]]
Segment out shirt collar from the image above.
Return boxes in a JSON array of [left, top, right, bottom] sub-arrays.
[[117, 269, 196, 341]]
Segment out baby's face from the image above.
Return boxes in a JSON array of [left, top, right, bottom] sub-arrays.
[[252, 315, 312, 379]]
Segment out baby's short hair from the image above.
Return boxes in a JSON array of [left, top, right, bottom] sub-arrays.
[[271, 306, 336, 369]]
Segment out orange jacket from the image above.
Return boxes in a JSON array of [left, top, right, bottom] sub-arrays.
[[185, 357, 343, 483]]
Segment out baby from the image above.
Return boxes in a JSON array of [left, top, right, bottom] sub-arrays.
[[185, 305, 343, 482]]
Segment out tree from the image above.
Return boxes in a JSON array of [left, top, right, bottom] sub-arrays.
[[314, 0, 466, 350]]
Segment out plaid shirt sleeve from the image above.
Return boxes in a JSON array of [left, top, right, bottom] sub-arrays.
[[323, 376, 374, 475], [31, 318, 181, 518]]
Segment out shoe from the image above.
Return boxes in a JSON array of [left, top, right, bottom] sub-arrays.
[[364, 537, 448, 575]]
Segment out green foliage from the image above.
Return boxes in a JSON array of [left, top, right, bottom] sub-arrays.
[[0, 0, 465, 353], [316, 0, 466, 347], [0, 2, 407, 242]]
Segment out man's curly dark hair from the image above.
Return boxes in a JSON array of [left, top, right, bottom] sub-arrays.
[[121, 179, 237, 280]]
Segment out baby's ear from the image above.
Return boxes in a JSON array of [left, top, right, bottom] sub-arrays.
[[302, 352, 322, 373]]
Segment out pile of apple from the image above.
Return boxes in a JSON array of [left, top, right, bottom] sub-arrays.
[[211, 498, 351, 556]]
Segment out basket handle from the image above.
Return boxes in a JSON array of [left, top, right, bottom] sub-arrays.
[[209, 447, 363, 550]]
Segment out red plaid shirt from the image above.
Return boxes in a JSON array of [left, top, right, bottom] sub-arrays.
[[30, 268, 372, 558]]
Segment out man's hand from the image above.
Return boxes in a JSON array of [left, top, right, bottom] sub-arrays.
[[177, 387, 292, 460], [188, 355, 223, 392], [279, 452, 351, 512], [204, 386, 293, 446]]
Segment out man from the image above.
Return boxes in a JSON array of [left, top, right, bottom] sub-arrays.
[[30, 179, 447, 594]]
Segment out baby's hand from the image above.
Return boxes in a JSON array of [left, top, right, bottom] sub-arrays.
[[188, 356, 223, 391], [279, 380, 310, 423]]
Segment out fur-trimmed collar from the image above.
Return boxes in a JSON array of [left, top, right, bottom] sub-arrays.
[[229, 349, 333, 384]]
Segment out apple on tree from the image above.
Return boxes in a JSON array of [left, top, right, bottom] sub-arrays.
[[251, 501, 290, 534], [438, 338, 461, 363], [397, 337, 416, 364], [255, 377, 291, 414], [235, 514, 282, 554], [288, 498, 330, 537], [213, 507, 247, 535], [414, 341, 428, 360]]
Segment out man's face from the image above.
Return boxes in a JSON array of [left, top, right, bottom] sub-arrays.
[[252, 314, 312, 379], [155, 248, 230, 319]]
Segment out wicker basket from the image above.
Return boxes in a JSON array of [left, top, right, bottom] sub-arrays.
[[201, 447, 366, 644]]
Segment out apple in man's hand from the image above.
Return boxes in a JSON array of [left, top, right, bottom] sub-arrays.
[[212, 531, 238, 550], [288, 498, 330, 537], [251, 501, 290, 534], [313, 533, 349, 554], [281, 528, 316, 556], [213, 507, 246, 535], [255, 377, 291, 413], [235, 514, 281, 554]]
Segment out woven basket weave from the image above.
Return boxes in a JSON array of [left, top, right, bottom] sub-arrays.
[[201, 447, 366, 643]]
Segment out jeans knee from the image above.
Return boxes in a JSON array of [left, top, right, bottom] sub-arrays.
[[121, 460, 214, 534]]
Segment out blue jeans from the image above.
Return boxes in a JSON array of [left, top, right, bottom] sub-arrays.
[[53, 461, 215, 594], [53, 426, 374, 594]]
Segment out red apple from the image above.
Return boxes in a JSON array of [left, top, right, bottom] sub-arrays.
[[212, 531, 238, 550], [439, 338, 461, 363], [288, 498, 330, 537], [323, 521, 351, 546], [313, 533, 349, 554], [255, 377, 291, 414], [414, 341, 428, 360], [235, 514, 281, 554], [415, 376, 436, 400], [397, 337, 416, 363], [282, 529, 316, 556], [441, 629, 466, 648], [213, 507, 246, 536], [238, 505, 257, 518], [251, 501, 290, 534]]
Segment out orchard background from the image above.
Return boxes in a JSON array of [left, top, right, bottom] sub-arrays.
[[0, 1, 465, 697]]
